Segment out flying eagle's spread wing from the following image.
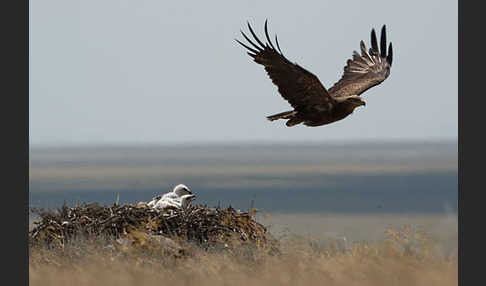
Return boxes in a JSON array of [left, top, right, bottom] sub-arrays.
[[236, 21, 336, 112], [329, 25, 393, 98]]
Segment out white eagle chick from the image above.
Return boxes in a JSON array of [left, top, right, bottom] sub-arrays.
[[147, 184, 192, 208], [153, 194, 196, 211]]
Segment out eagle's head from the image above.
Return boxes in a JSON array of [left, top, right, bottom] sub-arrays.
[[173, 184, 192, 197], [346, 95, 366, 107], [337, 95, 366, 112]]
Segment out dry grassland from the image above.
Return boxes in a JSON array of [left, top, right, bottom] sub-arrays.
[[30, 225, 457, 286]]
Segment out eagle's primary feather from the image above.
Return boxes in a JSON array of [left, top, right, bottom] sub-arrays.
[[328, 25, 393, 98], [236, 20, 393, 127]]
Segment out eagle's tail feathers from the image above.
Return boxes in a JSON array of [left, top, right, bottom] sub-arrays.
[[267, 110, 297, 121]]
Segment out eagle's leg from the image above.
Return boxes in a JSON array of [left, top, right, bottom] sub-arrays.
[[285, 117, 303, 127]]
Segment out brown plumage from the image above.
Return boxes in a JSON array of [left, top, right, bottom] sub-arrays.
[[236, 20, 393, 127]]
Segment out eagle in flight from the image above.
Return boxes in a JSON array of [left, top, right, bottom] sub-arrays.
[[236, 21, 393, 127]]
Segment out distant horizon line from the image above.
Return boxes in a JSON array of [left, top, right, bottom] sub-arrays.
[[29, 137, 458, 150]]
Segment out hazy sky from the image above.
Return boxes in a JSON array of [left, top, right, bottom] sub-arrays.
[[30, 0, 457, 146]]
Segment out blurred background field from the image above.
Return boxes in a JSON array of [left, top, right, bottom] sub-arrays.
[[29, 141, 457, 211]]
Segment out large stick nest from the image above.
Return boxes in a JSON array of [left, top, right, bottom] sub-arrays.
[[29, 203, 279, 255]]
